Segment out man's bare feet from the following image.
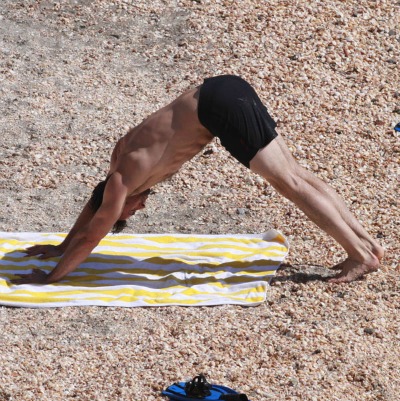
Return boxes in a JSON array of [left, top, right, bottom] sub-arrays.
[[329, 242, 384, 281], [328, 256, 381, 283]]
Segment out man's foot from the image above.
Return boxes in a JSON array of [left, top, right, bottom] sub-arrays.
[[328, 257, 380, 283]]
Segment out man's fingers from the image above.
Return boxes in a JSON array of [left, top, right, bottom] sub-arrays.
[[26, 245, 43, 250], [38, 254, 50, 260], [11, 275, 30, 284], [24, 249, 52, 259], [24, 247, 45, 256], [13, 269, 38, 279], [23, 245, 61, 259], [12, 270, 41, 284], [13, 279, 30, 285]]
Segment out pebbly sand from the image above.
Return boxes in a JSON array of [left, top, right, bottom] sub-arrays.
[[0, 1, 399, 400]]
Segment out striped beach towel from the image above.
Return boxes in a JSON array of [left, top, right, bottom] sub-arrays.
[[0, 230, 288, 308]]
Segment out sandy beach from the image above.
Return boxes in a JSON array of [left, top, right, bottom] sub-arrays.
[[0, 1, 399, 400]]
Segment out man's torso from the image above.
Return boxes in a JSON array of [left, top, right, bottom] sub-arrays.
[[109, 86, 213, 195]]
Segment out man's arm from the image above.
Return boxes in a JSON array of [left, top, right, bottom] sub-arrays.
[[23, 201, 96, 259], [13, 173, 129, 284]]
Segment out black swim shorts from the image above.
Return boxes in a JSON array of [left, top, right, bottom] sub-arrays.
[[198, 75, 278, 167]]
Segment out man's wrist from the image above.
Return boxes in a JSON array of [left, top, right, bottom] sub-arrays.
[[57, 243, 67, 253]]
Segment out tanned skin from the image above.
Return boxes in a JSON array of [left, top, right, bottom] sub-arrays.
[[13, 85, 384, 285]]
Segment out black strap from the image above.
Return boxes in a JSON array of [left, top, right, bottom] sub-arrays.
[[184, 374, 212, 398], [219, 394, 249, 401]]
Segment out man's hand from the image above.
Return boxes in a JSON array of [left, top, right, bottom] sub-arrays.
[[11, 268, 49, 285], [11, 173, 130, 284], [23, 244, 63, 259]]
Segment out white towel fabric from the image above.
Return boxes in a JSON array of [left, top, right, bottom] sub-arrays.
[[0, 230, 288, 308]]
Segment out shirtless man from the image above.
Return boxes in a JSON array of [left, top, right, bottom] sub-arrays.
[[13, 75, 384, 285]]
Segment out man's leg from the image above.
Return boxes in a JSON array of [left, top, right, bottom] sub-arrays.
[[249, 136, 384, 283]]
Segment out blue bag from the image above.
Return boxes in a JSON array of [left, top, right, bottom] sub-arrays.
[[162, 374, 249, 401]]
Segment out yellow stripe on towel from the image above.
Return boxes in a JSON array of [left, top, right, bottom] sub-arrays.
[[0, 230, 288, 308]]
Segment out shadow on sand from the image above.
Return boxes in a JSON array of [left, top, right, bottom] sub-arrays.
[[271, 263, 336, 285]]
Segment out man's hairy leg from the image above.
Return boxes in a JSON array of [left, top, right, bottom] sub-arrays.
[[276, 136, 384, 259], [250, 136, 384, 283], [292, 169, 384, 283]]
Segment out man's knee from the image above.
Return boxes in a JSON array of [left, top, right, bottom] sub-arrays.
[[269, 171, 303, 198]]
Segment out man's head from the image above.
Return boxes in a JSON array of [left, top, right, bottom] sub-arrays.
[[89, 176, 150, 234]]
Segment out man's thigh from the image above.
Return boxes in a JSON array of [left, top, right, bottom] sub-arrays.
[[249, 135, 298, 183]]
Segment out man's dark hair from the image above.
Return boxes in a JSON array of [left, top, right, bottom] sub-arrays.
[[89, 176, 111, 213], [89, 176, 127, 234]]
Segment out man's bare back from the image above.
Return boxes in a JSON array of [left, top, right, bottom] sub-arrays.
[[109, 87, 213, 196]]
